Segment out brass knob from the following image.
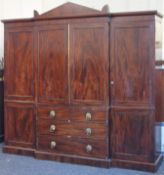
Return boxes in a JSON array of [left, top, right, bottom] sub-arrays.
[[50, 141, 56, 149], [49, 110, 55, 118], [86, 144, 92, 152], [85, 128, 92, 136], [85, 112, 92, 121], [49, 124, 56, 132]]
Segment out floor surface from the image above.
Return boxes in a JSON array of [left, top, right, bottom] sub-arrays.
[[0, 144, 163, 175]]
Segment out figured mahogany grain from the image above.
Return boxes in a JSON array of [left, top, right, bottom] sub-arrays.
[[38, 119, 107, 139], [2, 2, 162, 172], [5, 103, 35, 148], [110, 21, 154, 107], [37, 136, 108, 158], [5, 28, 35, 101], [38, 106, 108, 123], [155, 69, 164, 122], [70, 23, 109, 105], [110, 16, 156, 165], [37, 25, 68, 104], [111, 110, 154, 162]]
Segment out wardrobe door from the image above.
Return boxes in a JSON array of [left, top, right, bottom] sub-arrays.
[[5, 26, 35, 101], [70, 23, 109, 105], [37, 24, 68, 104], [110, 21, 154, 107], [110, 18, 155, 162]]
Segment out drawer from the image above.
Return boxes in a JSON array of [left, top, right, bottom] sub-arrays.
[[38, 106, 108, 123], [38, 107, 69, 120], [37, 136, 108, 158], [38, 119, 107, 140]]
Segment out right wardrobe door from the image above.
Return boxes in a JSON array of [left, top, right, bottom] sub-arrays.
[[110, 17, 155, 162]]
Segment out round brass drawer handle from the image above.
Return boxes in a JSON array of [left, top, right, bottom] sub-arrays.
[[86, 144, 92, 152], [85, 112, 92, 121], [50, 141, 56, 149], [49, 110, 56, 118], [49, 124, 56, 132], [85, 128, 92, 136]]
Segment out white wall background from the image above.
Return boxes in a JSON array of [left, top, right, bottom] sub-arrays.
[[0, 0, 42, 59], [41, 0, 163, 13]]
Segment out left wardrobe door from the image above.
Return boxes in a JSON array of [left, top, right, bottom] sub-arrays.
[[36, 24, 68, 105], [4, 25, 36, 148], [5, 26, 35, 101]]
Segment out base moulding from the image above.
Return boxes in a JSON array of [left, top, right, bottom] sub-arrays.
[[3, 145, 163, 172]]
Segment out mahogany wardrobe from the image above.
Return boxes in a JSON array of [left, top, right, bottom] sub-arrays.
[[2, 2, 163, 172]]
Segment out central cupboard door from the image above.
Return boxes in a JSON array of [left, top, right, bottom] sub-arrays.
[[37, 24, 68, 104], [37, 23, 109, 105], [70, 23, 109, 105]]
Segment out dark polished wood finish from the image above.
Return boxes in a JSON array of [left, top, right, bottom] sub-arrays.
[[4, 102, 35, 148], [110, 13, 161, 169], [2, 2, 162, 172], [35, 2, 106, 19], [37, 136, 108, 158], [35, 150, 110, 168], [110, 19, 154, 107], [38, 106, 108, 123], [111, 155, 163, 172], [37, 24, 68, 104], [5, 27, 35, 101], [111, 110, 154, 162], [38, 120, 107, 139], [155, 68, 164, 122], [70, 23, 109, 105]]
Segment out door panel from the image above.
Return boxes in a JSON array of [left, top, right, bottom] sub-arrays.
[[111, 110, 154, 162], [5, 27, 35, 101], [110, 22, 154, 106], [37, 25, 68, 104], [70, 23, 109, 105], [5, 103, 35, 148]]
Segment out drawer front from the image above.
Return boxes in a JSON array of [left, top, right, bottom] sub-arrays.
[[37, 136, 108, 158], [38, 106, 108, 123], [38, 119, 107, 140]]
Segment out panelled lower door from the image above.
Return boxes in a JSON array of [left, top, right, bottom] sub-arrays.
[[37, 24, 68, 104], [5, 103, 35, 148]]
